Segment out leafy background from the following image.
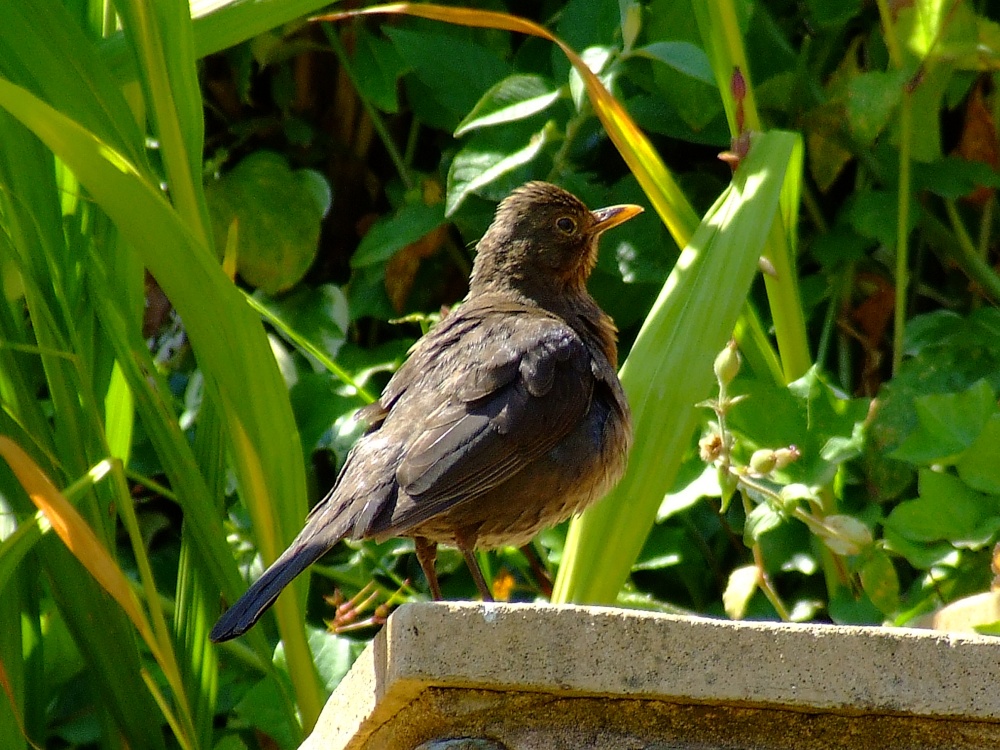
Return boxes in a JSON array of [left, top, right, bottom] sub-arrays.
[[1, 0, 1000, 748]]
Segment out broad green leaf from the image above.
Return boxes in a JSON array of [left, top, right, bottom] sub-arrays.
[[455, 74, 561, 137], [846, 189, 920, 248], [903, 310, 966, 355], [351, 200, 446, 268], [386, 25, 512, 129], [891, 379, 996, 464], [633, 524, 686, 571], [859, 549, 900, 615], [352, 26, 407, 113], [882, 525, 959, 569], [885, 469, 1000, 544], [446, 124, 554, 216], [630, 41, 714, 84], [957, 414, 1000, 494], [255, 284, 350, 364], [274, 626, 365, 693], [657, 465, 720, 522], [649, 0, 726, 132], [206, 151, 332, 294], [818, 515, 872, 556], [912, 157, 1000, 199], [805, 0, 862, 27], [745, 503, 784, 544], [845, 70, 906, 145]]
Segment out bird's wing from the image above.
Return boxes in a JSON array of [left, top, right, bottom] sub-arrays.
[[357, 309, 596, 537]]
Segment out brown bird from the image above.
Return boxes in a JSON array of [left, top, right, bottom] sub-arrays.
[[210, 181, 640, 642]]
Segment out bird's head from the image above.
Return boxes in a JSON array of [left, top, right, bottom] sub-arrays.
[[469, 182, 643, 300]]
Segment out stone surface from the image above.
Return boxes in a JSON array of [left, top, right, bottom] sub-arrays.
[[300, 602, 1000, 750]]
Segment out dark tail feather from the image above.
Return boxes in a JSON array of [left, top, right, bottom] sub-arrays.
[[210, 518, 346, 642]]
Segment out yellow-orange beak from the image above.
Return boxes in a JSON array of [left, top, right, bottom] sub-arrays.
[[590, 204, 644, 235]]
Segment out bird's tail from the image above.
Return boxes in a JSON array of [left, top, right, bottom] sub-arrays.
[[209, 514, 347, 642]]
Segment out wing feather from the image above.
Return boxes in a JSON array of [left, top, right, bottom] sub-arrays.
[[374, 314, 594, 535]]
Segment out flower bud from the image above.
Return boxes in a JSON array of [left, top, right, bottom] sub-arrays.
[[749, 448, 776, 475], [773, 445, 801, 470], [713, 340, 741, 386]]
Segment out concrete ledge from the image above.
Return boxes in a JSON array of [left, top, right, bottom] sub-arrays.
[[301, 602, 1000, 750]]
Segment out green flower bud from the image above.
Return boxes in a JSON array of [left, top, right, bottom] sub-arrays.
[[749, 448, 776, 475], [773, 445, 801, 470], [713, 340, 741, 386]]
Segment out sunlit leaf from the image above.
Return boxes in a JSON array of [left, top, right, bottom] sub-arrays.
[[455, 74, 561, 136]]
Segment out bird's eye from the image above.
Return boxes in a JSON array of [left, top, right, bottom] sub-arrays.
[[556, 216, 577, 234]]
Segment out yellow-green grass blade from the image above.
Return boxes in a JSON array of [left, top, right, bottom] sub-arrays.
[[554, 131, 805, 604], [693, 0, 811, 382], [99, 0, 342, 81], [1, 0, 148, 167], [0, 75, 323, 729], [0, 113, 168, 750], [115, 0, 212, 248]]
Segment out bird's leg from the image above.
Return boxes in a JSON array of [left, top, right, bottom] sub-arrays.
[[455, 532, 494, 602], [414, 536, 442, 600]]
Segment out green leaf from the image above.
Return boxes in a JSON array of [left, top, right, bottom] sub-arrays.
[[352, 26, 407, 113], [255, 284, 349, 362], [805, 0, 862, 27], [885, 469, 999, 544], [727, 366, 868, 488], [643, 0, 724, 132], [386, 25, 511, 129], [630, 42, 714, 84], [234, 677, 299, 750], [819, 515, 872, 556], [845, 70, 906, 144], [745, 502, 784, 544], [903, 310, 966, 355], [890, 379, 996, 464], [657, 465, 720, 522], [351, 200, 446, 268], [882, 526, 959, 569], [632, 525, 685, 571], [446, 123, 553, 216], [273, 626, 365, 694], [860, 550, 899, 615], [723, 565, 758, 620], [455, 74, 561, 137], [957, 414, 1000, 494], [845, 189, 920, 248], [912, 157, 1000, 199], [206, 151, 331, 294]]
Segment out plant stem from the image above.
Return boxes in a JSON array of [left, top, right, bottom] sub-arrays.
[[874, 0, 904, 68], [324, 26, 413, 190], [893, 88, 913, 375]]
